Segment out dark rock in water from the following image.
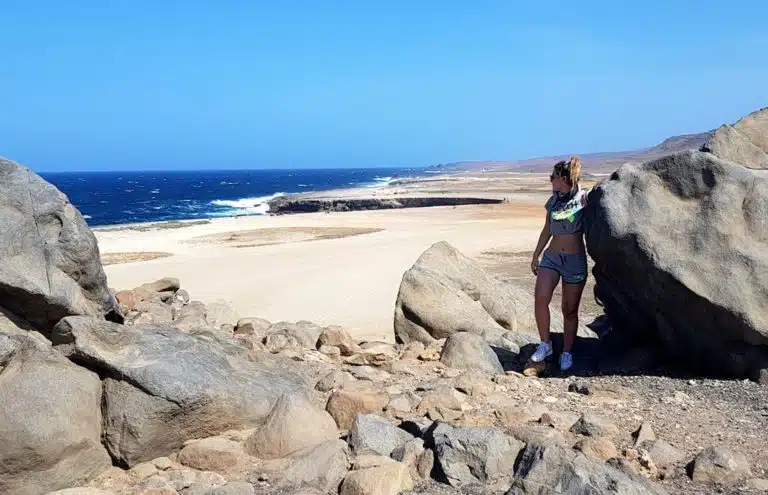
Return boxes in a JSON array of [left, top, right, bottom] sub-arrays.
[[702, 106, 768, 169], [268, 196, 502, 214], [508, 444, 668, 494], [0, 158, 122, 334], [585, 151, 768, 378], [0, 332, 112, 494], [51, 316, 309, 467]]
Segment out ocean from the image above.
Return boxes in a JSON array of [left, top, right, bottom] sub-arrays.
[[41, 168, 420, 227]]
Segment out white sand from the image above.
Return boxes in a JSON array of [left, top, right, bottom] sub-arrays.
[[97, 202, 546, 342]]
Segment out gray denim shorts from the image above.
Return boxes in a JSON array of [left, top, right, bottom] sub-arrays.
[[538, 251, 588, 284]]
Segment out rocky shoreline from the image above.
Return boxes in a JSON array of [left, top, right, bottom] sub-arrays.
[[267, 196, 503, 215]]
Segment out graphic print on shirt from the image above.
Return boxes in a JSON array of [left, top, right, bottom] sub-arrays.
[[550, 190, 587, 223]]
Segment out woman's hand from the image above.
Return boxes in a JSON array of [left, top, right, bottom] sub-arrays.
[[531, 257, 539, 276]]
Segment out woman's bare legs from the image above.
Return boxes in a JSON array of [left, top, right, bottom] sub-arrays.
[[561, 280, 586, 353], [534, 268, 560, 342]]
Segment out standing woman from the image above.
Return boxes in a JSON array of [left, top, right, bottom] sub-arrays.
[[529, 156, 589, 371]]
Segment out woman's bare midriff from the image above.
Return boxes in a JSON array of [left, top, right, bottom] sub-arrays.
[[547, 233, 585, 254]]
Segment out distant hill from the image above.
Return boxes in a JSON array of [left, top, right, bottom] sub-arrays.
[[426, 130, 714, 174]]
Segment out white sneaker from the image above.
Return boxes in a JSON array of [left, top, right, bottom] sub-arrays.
[[560, 352, 573, 371], [531, 341, 553, 362]]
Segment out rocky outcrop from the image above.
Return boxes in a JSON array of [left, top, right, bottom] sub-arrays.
[[703, 107, 768, 169], [268, 196, 502, 215], [0, 158, 121, 334], [0, 332, 112, 494], [585, 151, 768, 377], [51, 316, 309, 467], [394, 241, 518, 345]]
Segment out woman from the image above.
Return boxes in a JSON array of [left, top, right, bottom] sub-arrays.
[[529, 156, 589, 371]]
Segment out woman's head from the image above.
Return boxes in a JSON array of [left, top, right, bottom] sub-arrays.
[[550, 156, 581, 193]]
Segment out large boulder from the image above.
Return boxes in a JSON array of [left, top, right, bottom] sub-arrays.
[[394, 241, 517, 345], [51, 316, 309, 467], [0, 332, 112, 495], [703, 107, 768, 169], [585, 151, 768, 377], [0, 158, 121, 333]]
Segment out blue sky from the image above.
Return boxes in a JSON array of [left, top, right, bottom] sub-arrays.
[[1, 1, 766, 171]]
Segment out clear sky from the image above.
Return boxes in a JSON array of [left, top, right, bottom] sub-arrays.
[[1, 1, 766, 171]]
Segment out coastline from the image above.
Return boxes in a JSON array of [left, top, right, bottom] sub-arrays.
[[96, 172, 555, 342]]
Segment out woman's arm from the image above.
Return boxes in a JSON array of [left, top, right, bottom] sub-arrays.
[[530, 213, 552, 275]]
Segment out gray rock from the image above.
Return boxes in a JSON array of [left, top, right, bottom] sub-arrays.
[[585, 151, 768, 377], [639, 440, 684, 469], [134, 299, 174, 326], [508, 444, 668, 494], [571, 413, 620, 438], [574, 437, 618, 461], [282, 439, 349, 493], [268, 321, 322, 350], [704, 106, 768, 169], [52, 316, 308, 467], [508, 424, 567, 447], [317, 325, 360, 356], [348, 414, 415, 456], [0, 332, 112, 495], [539, 410, 580, 431], [440, 332, 504, 374], [431, 423, 524, 488], [391, 438, 425, 468], [0, 158, 121, 333], [633, 422, 656, 447], [245, 392, 338, 459], [173, 300, 209, 332], [234, 317, 271, 337], [178, 436, 247, 473], [690, 446, 751, 486], [206, 300, 240, 329], [316, 369, 356, 392], [340, 458, 413, 495], [348, 365, 391, 382], [326, 386, 390, 430]]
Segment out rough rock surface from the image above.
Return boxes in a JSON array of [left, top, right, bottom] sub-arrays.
[[508, 444, 668, 494], [347, 414, 414, 457], [703, 106, 768, 169], [431, 423, 524, 488], [585, 151, 768, 377], [0, 332, 112, 494], [51, 316, 308, 466], [440, 332, 504, 374], [245, 393, 338, 459], [690, 446, 752, 486], [0, 158, 121, 333]]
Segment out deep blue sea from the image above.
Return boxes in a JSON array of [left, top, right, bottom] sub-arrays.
[[41, 168, 421, 226]]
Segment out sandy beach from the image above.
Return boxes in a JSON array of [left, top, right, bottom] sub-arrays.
[[97, 175, 553, 342]]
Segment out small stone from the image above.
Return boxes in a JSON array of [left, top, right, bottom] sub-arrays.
[[326, 386, 390, 430], [416, 449, 434, 479], [317, 326, 361, 356], [166, 469, 198, 491], [385, 392, 421, 416], [341, 459, 413, 495], [204, 481, 256, 495], [416, 389, 462, 417], [178, 436, 246, 473], [508, 424, 567, 447], [539, 410, 579, 431], [129, 462, 159, 480], [691, 446, 751, 486], [542, 396, 558, 404], [639, 440, 685, 470], [390, 437, 425, 469], [571, 413, 620, 437], [152, 457, 174, 471], [633, 422, 656, 447], [418, 347, 441, 362], [389, 361, 417, 376], [348, 414, 415, 457], [400, 341, 425, 361], [348, 365, 391, 382], [316, 369, 356, 392], [453, 370, 495, 398], [318, 345, 342, 361], [494, 402, 548, 425], [574, 437, 618, 461]]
